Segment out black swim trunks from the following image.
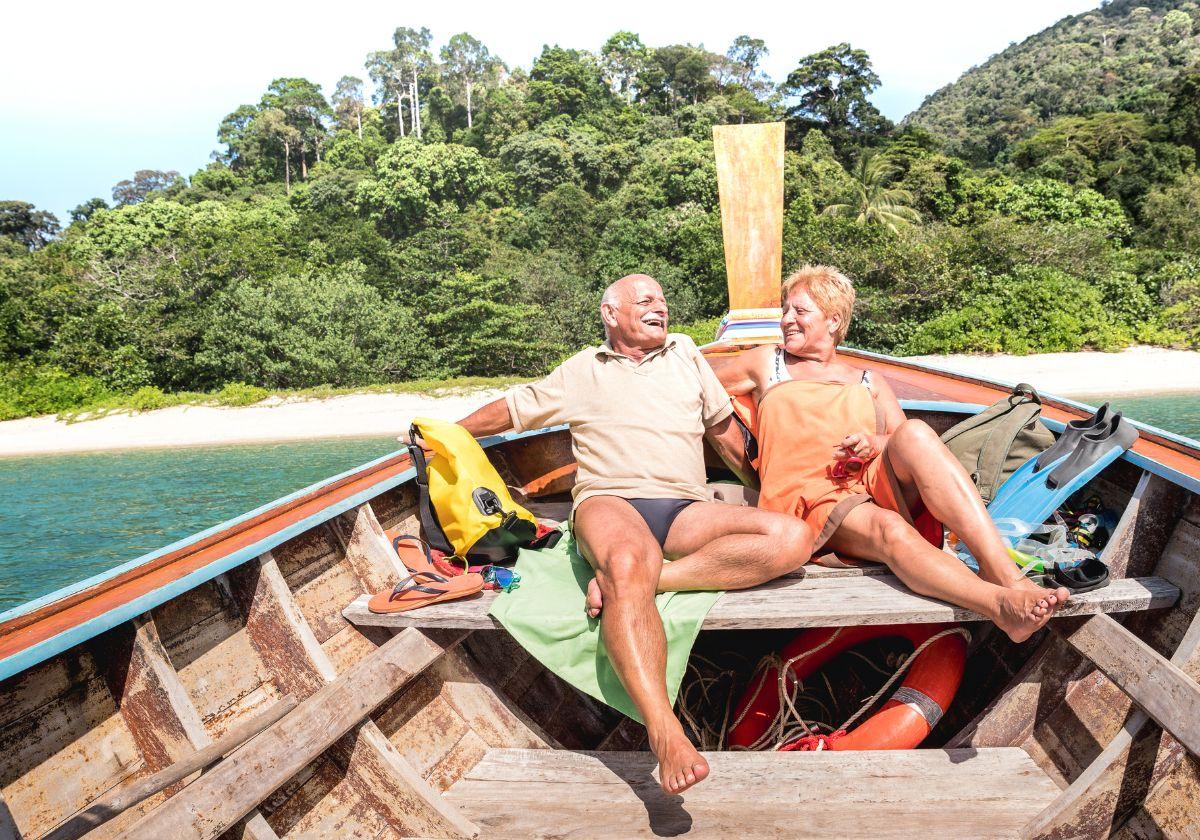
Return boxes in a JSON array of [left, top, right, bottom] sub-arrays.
[[626, 498, 697, 549]]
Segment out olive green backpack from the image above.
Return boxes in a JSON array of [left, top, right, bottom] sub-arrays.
[[939, 384, 1056, 504]]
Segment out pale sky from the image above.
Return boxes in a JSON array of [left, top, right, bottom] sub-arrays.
[[1, 0, 1099, 221]]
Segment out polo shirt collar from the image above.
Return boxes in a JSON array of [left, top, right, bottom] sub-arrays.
[[596, 336, 677, 363]]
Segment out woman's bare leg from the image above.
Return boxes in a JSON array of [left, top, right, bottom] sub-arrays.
[[883, 419, 1031, 589], [825, 504, 1069, 642]]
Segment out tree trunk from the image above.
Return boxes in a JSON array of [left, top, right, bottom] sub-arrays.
[[410, 72, 422, 139], [300, 142, 308, 180], [395, 74, 406, 137], [356, 107, 362, 139], [466, 80, 474, 129], [283, 141, 291, 195]]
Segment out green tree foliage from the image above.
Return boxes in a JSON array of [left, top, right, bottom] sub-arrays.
[[908, 1, 1200, 160], [1141, 173, 1200, 251], [0, 202, 60, 250], [111, 169, 182, 206], [356, 139, 496, 235], [783, 43, 891, 154], [822, 152, 920, 233], [1003, 112, 1194, 215], [3, 19, 1199, 419], [197, 264, 433, 387], [440, 33, 503, 130], [902, 266, 1130, 354]]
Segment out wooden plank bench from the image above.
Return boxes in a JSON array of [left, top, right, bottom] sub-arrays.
[[444, 747, 1060, 839], [343, 574, 1179, 631]]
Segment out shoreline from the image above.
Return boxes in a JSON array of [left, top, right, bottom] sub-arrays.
[[2, 346, 1198, 458]]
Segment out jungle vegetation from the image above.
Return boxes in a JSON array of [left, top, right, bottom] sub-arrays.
[[2, 5, 1200, 419]]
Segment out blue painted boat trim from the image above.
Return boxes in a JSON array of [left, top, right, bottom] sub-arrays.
[[0, 425, 567, 682]]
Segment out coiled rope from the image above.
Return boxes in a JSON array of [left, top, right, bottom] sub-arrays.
[[722, 625, 972, 751]]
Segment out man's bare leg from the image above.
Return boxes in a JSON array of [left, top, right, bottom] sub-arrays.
[[826, 504, 1070, 643], [883, 419, 1057, 597], [573, 496, 709, 795], [584, 502, 812, 613]]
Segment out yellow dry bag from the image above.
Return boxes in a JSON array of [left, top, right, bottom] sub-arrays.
[[407, 417, 558, 563]]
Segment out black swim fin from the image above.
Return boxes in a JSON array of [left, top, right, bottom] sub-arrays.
[[1034, 403, 1110, 473], [1046, 412, 1139, 490]]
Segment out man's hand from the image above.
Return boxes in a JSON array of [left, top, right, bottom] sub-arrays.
[[398, 428, 434, 457]]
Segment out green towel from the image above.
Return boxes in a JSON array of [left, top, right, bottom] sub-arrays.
[[487, 529, 722, 723]]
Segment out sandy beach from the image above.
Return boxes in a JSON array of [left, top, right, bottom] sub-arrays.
[[2, 346, 1198, 457]]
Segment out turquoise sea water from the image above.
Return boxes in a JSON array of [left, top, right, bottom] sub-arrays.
[[0, 392, 1196, 613], [1076, 392, 1200, 442], [0, 437, 399, 611]]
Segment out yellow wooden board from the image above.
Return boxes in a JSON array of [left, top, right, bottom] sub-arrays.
[[713, 122, 785, 310]]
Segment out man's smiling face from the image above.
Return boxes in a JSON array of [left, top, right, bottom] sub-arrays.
[[605, 276, 669, 351]]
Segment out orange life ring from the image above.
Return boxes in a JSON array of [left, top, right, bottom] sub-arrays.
[[727, 622, 967, 751]]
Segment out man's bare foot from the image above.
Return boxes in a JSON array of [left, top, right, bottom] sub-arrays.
[[994, 584, 1071, 642], [585, 577, 603, 618], [650, 728, 709, 795]]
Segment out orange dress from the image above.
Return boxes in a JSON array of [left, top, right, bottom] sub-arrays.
[[756, 353, 940, 551]]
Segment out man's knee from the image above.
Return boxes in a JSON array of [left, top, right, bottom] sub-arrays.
[[596, 547, 657, 598], [763, 514, 814, 574]]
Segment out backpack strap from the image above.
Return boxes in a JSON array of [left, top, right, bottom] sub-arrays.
[[407, 424, 455, 556], [973, 385, 1044, 501]]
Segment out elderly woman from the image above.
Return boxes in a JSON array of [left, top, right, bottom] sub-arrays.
[[718, 265, 1069, 642]]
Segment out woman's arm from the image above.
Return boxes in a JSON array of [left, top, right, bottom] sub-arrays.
[[872, 375, 908, 433], [711, 345, 766, 398]]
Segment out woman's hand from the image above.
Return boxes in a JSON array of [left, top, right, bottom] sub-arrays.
[[834, 432, 884, 463]]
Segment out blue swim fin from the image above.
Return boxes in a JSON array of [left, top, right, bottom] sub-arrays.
[[988, 411, 1136, 544]]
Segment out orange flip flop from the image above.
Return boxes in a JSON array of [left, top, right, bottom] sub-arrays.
[[367, 568, 484, 613], [368, 532, 484, 613]]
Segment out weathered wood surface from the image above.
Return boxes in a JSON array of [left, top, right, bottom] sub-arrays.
[[1025, 512, 1200, 839], [114, 629, 465, 840], [49, 697, 295, 840], [1052, 614, 1200, 759], [1101, 471, 1186, 579], [231, 552, 478, 838], [344, 575, 1179, 630], [446, 748, 1059, 839], [713, 122, 784, 310]]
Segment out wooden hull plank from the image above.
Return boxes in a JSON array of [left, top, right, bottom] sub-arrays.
[[445, 747, 1058, 839], [114, 629, 469, 840], [229, 552, 478, 838], [343, 575, 1179, 630]]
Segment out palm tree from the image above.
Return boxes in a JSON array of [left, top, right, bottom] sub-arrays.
[[823, 152, 921, 233]]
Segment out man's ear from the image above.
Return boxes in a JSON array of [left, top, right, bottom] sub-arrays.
[[601, 303, 618, 328]]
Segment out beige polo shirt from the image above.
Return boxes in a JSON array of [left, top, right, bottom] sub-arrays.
[[504, 333, 733, 508]]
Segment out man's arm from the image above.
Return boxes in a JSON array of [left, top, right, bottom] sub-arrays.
[[457, 397, 515, 438], [399, 396, 515, 450], [705, 414, 759, 490]]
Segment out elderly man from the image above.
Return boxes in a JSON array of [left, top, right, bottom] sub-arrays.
[[415, 274, 813, 795]]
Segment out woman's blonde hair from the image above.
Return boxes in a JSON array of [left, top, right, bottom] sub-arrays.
[[781, 264, 856, 345]]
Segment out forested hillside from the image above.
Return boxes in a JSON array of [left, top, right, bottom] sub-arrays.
[[908, 0, 1200, 160], [2, 18, 1199, 420]]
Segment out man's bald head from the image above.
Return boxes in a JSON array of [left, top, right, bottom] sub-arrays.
[[601, 274, 660, 310], [599, 273, 669, 351]]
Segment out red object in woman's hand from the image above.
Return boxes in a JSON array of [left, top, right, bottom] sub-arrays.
[[831, 456, 865, 480]]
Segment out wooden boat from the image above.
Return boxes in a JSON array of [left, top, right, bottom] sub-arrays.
[[1, 125, 1198, 839]]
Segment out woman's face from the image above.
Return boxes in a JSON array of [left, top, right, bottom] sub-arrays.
[[781, 287, 839, 355]]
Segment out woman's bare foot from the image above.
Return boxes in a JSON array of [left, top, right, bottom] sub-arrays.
[[993, 584, 1070, 642], [585, 577, 603, 618], [649, 728, 710, 795]]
